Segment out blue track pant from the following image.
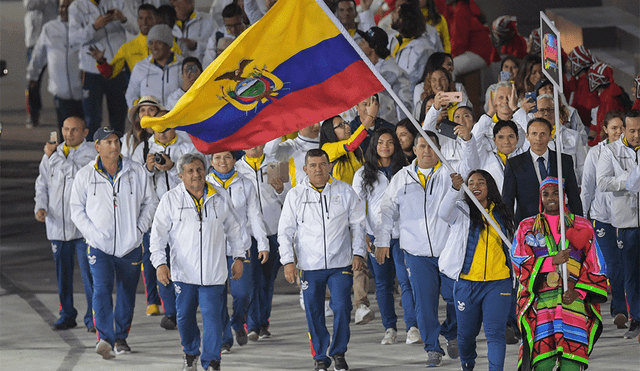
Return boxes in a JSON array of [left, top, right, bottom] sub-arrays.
[[174, 282, 225, 369], [141, 231, 160, 306], [301, 266, 353, 367], [593, 220, 627, 318], [222, 253, 252, 347], [51, 238, 93, 328], [88, 245, 141, 346], [368, 235, 398, 331], [403, 253, 456, 353], [618, 227, 640, 320], [454, 278, 511, 371]]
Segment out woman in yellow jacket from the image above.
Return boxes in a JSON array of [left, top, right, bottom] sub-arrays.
[[319, 108, 376, 185]]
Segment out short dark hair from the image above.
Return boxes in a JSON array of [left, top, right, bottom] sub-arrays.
[[138, 3, 157, 14], [527, 117, 553, 133], [500, 55, 520, 71], [222, 3, 243, 18], [414, 130, 440, 147], [337, 0, 357, 7], [305, 148, 330, 165], [396, 118, 418, 138], [623, 109, 640, 127], [182, 57, 202, 72], [493, 120, 519, 138], [454, 105, 474, 120], [156, 5, 177, 28]]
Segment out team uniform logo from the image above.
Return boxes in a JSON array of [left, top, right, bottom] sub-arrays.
[[88, 255, 96, 265], [301, 280, 308, 291], [174, 283, 181, 295], [617, 240, 624, 249], [51, 243, 57, 254], [457, 301, 466, 312], [215, 59, 286, 112], [596, 228, 606, 238]]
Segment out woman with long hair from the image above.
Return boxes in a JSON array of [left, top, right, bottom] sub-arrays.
[[395, 119, 419, 163], [319, 112, 374, 185], [439, 170, 515, 371], [353, 128, 419, 345], [515, 55, 542, 100], [420, 0, 451, 53], [122, 96, 162, 158], [414, 67, 470, 120]]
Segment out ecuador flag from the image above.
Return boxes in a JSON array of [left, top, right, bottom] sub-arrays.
[[141, 0, 385, 154]]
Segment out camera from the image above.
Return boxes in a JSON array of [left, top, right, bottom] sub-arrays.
[[154, 153, 166, 165]]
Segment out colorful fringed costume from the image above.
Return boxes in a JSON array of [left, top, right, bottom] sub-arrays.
[[511, 180, 608, 370]]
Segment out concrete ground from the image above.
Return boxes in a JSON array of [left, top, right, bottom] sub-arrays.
[[1, 1, 639, 370]]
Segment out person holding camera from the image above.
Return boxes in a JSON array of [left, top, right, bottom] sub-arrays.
[[132, 110, 197, 330], [166, 57, 202, 110]]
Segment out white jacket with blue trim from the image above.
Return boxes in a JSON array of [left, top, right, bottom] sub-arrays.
[[34, 140, 97, 241], [150, 181, 245, 286], [70, 156, 159, 257], [278, 176, 367, 271]]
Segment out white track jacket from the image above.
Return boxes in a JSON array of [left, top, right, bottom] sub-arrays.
[[278, 176, 367, 271], [70, 156, 158, 257], [34, 141, 97, 241], [150, 181, 245, 286]]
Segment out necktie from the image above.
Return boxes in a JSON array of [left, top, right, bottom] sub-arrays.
[[537, 157, 548, 181]]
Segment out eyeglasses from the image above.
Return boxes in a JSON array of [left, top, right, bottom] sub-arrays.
[[333, 121, 348, 130], [538, 107, 554, 115]]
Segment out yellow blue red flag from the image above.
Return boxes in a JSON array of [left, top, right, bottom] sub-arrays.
[[141, 0, 385, 154]]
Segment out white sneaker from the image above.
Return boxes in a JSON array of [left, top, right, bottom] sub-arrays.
[[324, 299, 333, 317], [381, 328, 397, 345], [406, 326, 422, 344], [299, 288, 305, 311], [95, 339, 116, 359], [354, 304, 374, 325]]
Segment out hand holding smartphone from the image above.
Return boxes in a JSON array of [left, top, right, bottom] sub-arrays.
[[440, 91, 463, 104]]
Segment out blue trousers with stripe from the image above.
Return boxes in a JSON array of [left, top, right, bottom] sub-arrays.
[[141, 231, 160, 307], [368, 235, 398, 331], [174, 282, 225, 369], [403, 253, 456, 354], [593, 221, 627, 318], [302, 266, 353, 367], [454, 278, 511, 371], [51, 238, 93, 328], [88, 245, 141, 346], [222, 252, 253, 347], [618, 227, 640, 320]]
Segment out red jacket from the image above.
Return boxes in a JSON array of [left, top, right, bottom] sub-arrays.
[[448, 2, 496, 65], [591, 82, 625, 146], [569, 75, 599, 135]]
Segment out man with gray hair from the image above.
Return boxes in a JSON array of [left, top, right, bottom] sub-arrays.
[[150, 153, 245, 371]]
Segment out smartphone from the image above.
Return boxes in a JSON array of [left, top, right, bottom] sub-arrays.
[[524, 92, 537, 113], [438, 119, 459, 140], [185, 64, 199, 75], [500, 71, 511, 81], [440, 91, 463, 103], [49, 131, 58, 144], [266, 161, 290, 184]]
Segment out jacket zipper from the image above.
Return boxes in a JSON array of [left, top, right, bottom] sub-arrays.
[[254, 168, 263, 213], [62, 177, 67, 241], [112, 185, 117, 255], [320, 192, 328, 269], [199, 212, 203, 285], [484, 228, 489, 281], [423, 182, 434, 256]]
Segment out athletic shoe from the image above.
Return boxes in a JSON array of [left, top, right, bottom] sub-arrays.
[[614, 313, 628, 329], [331, 353, 349, 371], [207, 360, 221, 370], [221, 344, 231, 354], [259, 326, 271, 339], [248, 330, 259, 341], [87, 325, 96, 333], [446, 338, 459, 359], [505, 323, 520, 344], [426, 351, 442, 367], [314, 360, 328, 371], [354, 304, 374, 325], [623, 320, 640, 339], [53, 318, 77, 330], [95, 339, 115, 359], [406, 326, 422, 344], [182, 354, 198, 371], [114, 339, 131, 354], [236, 328, 248, 346], [161, 315, 177, 330], [325, 299, 333, 317], [146, 304, 161, 316], [381, 328, 397, 345]]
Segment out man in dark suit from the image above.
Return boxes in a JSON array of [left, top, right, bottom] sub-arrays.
[[503, 118, 583, 225]]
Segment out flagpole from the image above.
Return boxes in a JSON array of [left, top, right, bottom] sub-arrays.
[[554, 82, 569, 293], [314, 0, 512, 247]]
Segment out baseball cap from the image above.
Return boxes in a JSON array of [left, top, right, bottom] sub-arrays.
[[356, 27, 389, 54], [93, 127, 121, 142]]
